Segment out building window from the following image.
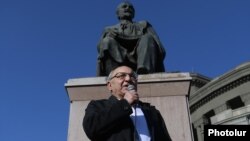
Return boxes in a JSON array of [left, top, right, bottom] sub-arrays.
[[226, 96, 245, 110], [203, 110, 215, 125]]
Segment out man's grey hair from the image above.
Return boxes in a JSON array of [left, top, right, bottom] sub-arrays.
[[106, 70, 115, 82]]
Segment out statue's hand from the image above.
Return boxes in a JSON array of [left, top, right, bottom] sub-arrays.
[[108, 31, 118, 38], [106, 28, 118, 38]]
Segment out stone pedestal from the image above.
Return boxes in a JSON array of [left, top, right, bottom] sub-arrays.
[[65, 73, 194, 141]]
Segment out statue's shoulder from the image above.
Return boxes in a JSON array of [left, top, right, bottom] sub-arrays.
[[104, 24, 120, 31], [137, 20, 151, 28], [104, 24, 118, 30]]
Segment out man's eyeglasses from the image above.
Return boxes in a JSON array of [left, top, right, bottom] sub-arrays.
[[109, 72, 138, 81]]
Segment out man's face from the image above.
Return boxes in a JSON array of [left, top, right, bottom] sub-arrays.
[[117, 2, 134, 20], [107, 66, 137, 99]]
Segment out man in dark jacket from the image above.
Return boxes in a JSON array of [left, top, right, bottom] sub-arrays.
[[83, 66, 172, 141]]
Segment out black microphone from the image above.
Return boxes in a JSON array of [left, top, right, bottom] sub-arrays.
[[128, 84, 138, 106]]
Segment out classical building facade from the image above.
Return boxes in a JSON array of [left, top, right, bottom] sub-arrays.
[[189, 62, 250, 141]]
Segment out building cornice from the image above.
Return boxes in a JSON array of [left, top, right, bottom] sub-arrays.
[[189, 62, 250, 114]]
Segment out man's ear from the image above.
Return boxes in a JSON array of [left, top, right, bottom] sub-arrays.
[[107, 81, 112, 91]]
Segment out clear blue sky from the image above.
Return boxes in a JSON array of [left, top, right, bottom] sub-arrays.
[[1, 0, 249, 141]]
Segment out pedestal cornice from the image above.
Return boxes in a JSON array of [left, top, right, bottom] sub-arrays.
[[65, 72, 192, 101]]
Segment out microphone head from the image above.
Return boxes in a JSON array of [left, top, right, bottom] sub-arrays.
[[128, 84, 136, 91]]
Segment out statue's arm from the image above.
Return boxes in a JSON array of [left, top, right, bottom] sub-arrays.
[[96, 25, 119, 76], [97, 26, 119, 51], [142, 21, 166, 59]]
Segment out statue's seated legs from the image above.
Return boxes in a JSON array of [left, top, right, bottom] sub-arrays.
[[137, 33, 158, 73], [98, 33, 163, 75], [99, 36, 136, 75]]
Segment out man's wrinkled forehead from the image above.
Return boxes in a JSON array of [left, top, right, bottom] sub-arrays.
[[113, 66, 133, 74]]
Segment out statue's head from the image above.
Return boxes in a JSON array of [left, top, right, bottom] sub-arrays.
[[116, 2, 135, 21]]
